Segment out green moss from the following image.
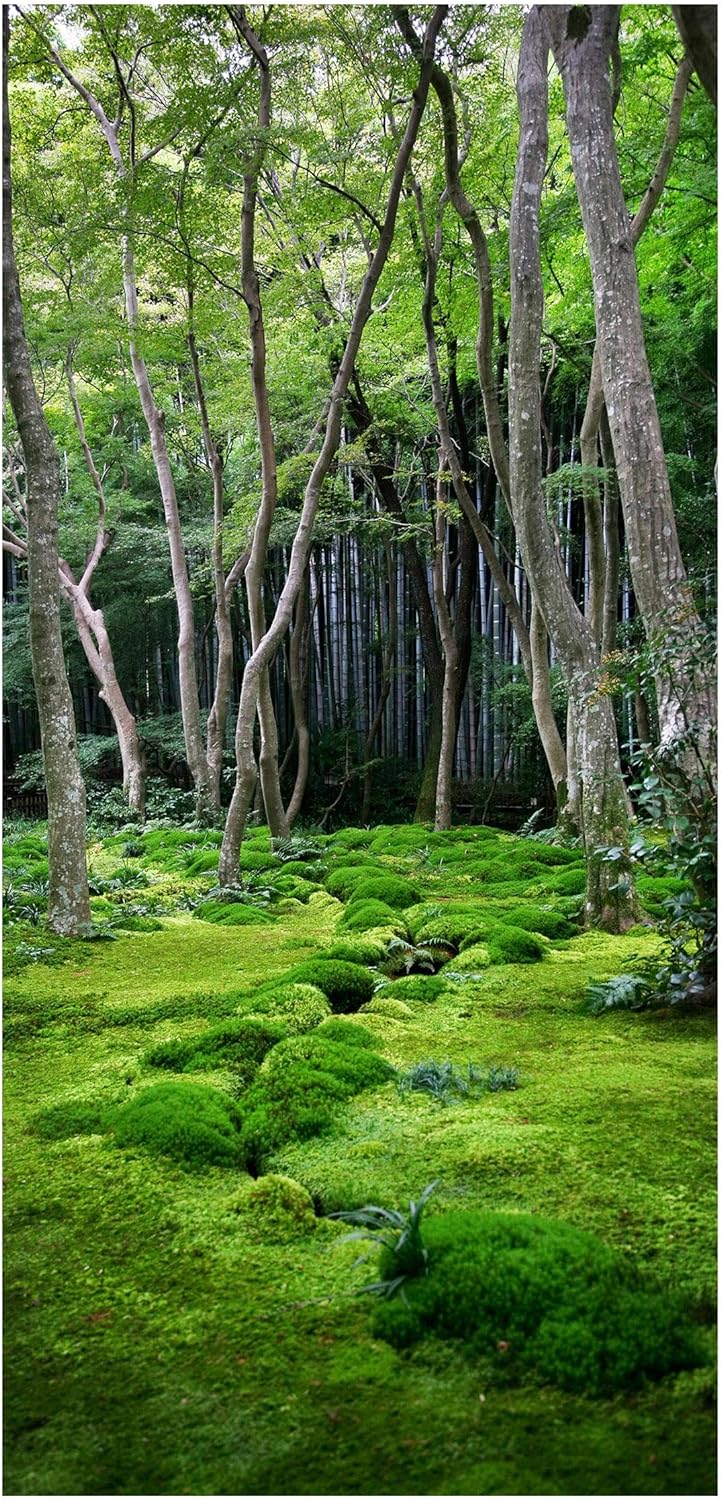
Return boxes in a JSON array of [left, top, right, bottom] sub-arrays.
[[143, 1017, 286, 1080], [446, 943, 492, 972], [260, 1034, 394, 1091], [324, 865, 380, 900], [316, 1018, 377, 1049], [361, 996, 414, 1019], [371, 1209, 702, 1396], [498, 905, 577, 941], [382, 975, 448, 1004], [487, 926, 546, 964], [347, 875, 421, 910], [30, 1098, 109, 1140], [107, 1082, 245, 1168], [415, 912, 497, 951], [228, 1174, 317, 1241], [339, 900, 408, 936], [238, 983, 330, 1034], [324, 933, 388, 964], [193, 901, 275, 926], [279, 959, 375, 1012]]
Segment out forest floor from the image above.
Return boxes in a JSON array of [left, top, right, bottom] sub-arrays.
[[3, 820, 717, 1497]]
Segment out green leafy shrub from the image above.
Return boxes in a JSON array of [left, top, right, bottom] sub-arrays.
[[330, 1181, 438, 1295], [482, 905, 576, 942], [238, 983, 330, 1033], [324, 934, 388, 965], [370, 1209, 700, 1395], [279, 960, 375, 1012], [108, 1082, 245, 1168], [582, 974, 655, 1015], [192, 901, 274, 926], [143, 1017, 286, 1080], [381, 975, 448, 1004], [229, 1174, 317, 1241], [339, 901, 409, 937], [348, 875, 421, 910]]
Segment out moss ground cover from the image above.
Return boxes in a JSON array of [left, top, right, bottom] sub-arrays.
[[3, 821, 716, 1496]]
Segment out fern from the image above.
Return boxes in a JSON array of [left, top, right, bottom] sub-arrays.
[[583, 973, 655, 1015]]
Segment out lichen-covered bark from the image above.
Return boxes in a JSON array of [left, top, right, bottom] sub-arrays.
[[509, 8, 638, 932], [3, 18, 90, 934]]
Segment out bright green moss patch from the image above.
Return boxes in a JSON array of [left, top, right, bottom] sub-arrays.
[[143, 1017, 287, 1079], [278, 959, 375, 1012], [347, 874, 421, 909], [371, 1209, 702, 1396], [108, 1082, 245, 1168], [338, 899, 408, 936], [193, 901, 274, 926], [238, 983, 331, 1033], [4, 821, 717, 1498]]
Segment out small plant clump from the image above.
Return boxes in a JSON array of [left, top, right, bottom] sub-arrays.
[[143, 1017, 287, 1081], [107, 1082, 246, 1168], [278, 959, 376, 1013], [395, 1060, 518, 1105], [368, 1207, 702, 1396]]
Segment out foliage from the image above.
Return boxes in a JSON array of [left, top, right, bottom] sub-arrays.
[[370, 1209, 702, 1395], [582, 973, 655, 1016], [395, 1060, 518, 1104], [329, 1181, 439, 1298], [107, 1083, 246, 1169]]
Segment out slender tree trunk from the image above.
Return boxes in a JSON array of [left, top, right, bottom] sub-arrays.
[[219, 8, 448, 884], [671, 6, 716, 104], [286, 566, 312, 826], [3, 19, 90, 933], [543, 7, 715, 759], [510, 8, 638, 931], [433, 462, 460, 830], [361, 539, 397, 824]]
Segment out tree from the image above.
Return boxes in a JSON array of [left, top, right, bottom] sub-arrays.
[[543, 5, 716, 770], [509, 7, 638, 930], [2, 12, 90, 934]]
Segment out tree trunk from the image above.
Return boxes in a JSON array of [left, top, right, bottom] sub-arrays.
[[361, 540, 397, 824], [671, 6, 716, 104], [433, 463, 460, 830], [219, 8, 447, 885], [510, 8, 638, 931], [3, 18, 90, 934], [543, 7, 715, 759], [286, 567, 311, 827]]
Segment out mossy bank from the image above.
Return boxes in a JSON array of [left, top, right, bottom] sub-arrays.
[[4, 821, 716, 1496]]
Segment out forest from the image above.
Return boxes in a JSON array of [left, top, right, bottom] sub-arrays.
[[3, 3, 717, 1496]]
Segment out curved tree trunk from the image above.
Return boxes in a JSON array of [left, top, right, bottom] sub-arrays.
[[510, 8, 638, 931], [2, 18, 90, 934], [219, 8, 447, 885], [432, 464, 460, 830], [286, 567, 312, 827], [543, 7, 715, 760]]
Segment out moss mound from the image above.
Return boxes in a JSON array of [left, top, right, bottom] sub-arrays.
[[229, 1174, 317, 1241], [316, 1018, 377, 1048], [348, 875, 421, 910], [239, 984, 330, 1034], [279, 959, 375, 1013], [239, 1034, 392, 1171], [192, 901, 274, 927], [371, 1209, 701, 1397], [339, 900, 408, 937], [361, 996, 414, 1019], [324, 934, 388, 965], [324, 864, 381, 900], [30, 1098, 108, 1141], [487, 926, 546, 964], [446, 943, 491, 972], [497, 905, 577, 941], [108, 1082, 245, 1168], [143, 1017, 286, 1080], [416, 912, 496, 951]]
